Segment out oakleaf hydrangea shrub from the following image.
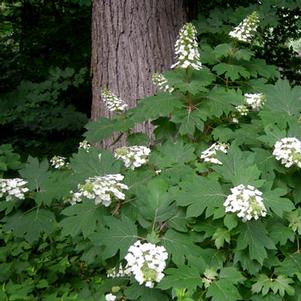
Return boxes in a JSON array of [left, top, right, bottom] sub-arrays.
[[2, 10, 301, 301]]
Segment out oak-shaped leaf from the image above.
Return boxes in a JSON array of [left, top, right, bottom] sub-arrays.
[[236, 221, 276, 264], [89, 215, 138, 260], [174, 174, 225, 218], [4, 209, 56, 243]]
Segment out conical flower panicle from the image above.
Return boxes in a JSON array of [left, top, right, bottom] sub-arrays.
[[171, 23, 202, 70], [152, 73, 174, 93], [200, 142, 229, 165], [101, 88, 128, 113], [229, 11, 260, 43]]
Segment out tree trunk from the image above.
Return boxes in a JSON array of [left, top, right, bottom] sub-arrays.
[[91, 0, 189, 148]]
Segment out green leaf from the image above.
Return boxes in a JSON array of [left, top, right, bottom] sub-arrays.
[[158, 266, 201, 293], [171, 109, 205, 135], [84, 117, 134, 143], [223, 214, 238, 231], [3, 209, 56, 243], [263, 188, 294, 217], [0, 144, 21, 172], [149, 141, 196, 169], [69, 148, 121, 181], [213, 63, 250, 81], [130, 93, 183, 123], [89, 215, 138, 259], [206, 279, 242, 301], [287, 209, 301, 235], [127, 133, 149, 146], [275, 254, 301, 277], [19, 156, 48, 190], [213, 43, 233, 59], [212, 228, 230, 249], [263, 79, 301, 116], [252, 148, 283, 180], [252, 274, 294, 297], [236, 221, 276, 264], [234, 48, 253, 61], [200, 88, 244, 119], [60, 200, 105, 238], [164, 68, 215, 94], [124, 169, 155, 194], [136, 177, 176, 223], [174, 174, 225, 218], [124, 283, 169, 301], [251, 295, 282, 301], [219, 267, 245, 284], [35, 170, 74, 206], [234, 250, 261, 275], [213, 145, 262, 187], [162, 229, 202, 266], [243, 59, 279, 79], [269, 222, 294, 246]]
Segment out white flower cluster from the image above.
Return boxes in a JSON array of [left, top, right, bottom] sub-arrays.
[[171, 23, 202, 70], [235, 104, 249, 116], [107, 263, 131, 278], [50, 156, 68, 169], [79, 140, 91, 151], [101, 88, 128, 113], [105, 294, 116, 301], [125, 240, 168, 288], [114, 146, 151, 170], [200, 142, 229, 165], [70, 174, 128, 206], [0, 178, 29, 201], [229, 11, 260, 43], [152, 73, 174, 93], [224, 184, 267, 222], [245, 93, 266, 110], [273, 137, 301, 168]]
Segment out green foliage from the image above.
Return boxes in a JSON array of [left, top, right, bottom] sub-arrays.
[[2, 1, 301, 300], [0, 0, 91, 156], [0, 144, 21, 176]]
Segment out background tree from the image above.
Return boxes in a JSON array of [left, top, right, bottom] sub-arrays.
[[91, 0, 195, 147]]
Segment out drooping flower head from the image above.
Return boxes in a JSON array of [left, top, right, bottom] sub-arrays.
[[273, 137, 301, 168], [70, 174, 128, 206], [114, 145, 151, 170], [229, 11, 260, 43], [152, 73, 174, 93], [0, 178, 29, 202], [171, 23, 202, 70], [101, 88, 128, 113], [200, 142, 229, 165], [125, 240, 168, 288], [244, 93, 266, 110], [224, 184, 267, 222]]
